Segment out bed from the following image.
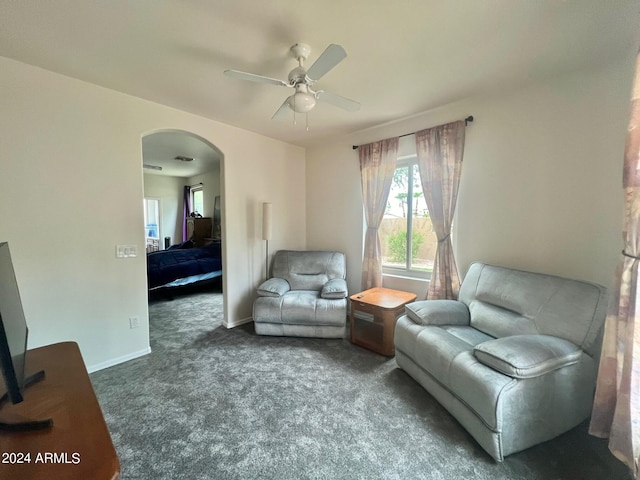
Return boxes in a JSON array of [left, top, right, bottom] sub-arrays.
[[146, 241, 222, 290]]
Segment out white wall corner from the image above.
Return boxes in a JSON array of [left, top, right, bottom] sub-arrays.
[[223, 316, 253, 329], [86, 346, 152, 374]]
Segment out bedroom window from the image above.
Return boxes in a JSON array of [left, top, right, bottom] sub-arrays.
[[144, 198, 161, 252], [380, 156, 436, 278], [191, 187, 204, 216]]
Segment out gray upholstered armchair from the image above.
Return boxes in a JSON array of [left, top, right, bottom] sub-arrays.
[[252, 250, 348, 338]]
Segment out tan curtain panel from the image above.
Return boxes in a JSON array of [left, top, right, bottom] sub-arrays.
[[359, 138, 399, 290], [589, 48, 640, 478], [415, 120, 466, 300]]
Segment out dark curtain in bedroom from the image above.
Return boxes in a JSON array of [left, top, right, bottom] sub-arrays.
[[182, 185, 191, 241]]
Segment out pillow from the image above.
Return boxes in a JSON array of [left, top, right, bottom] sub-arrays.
[[321, 278, 348, 299], [474, 334, 581, 379], [257, 278, 290, 298], [405, 300, 470, 326]]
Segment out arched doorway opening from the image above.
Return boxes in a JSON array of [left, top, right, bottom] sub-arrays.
[[140, 129, 226, 325]]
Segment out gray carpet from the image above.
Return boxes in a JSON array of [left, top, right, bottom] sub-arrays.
[[90, 285, 629, 479]]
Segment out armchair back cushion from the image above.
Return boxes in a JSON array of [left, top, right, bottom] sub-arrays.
[[459, 263, 608, 356], [272, 250, 346, 291]]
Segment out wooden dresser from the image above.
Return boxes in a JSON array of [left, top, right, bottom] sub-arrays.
[[186, 217, 212, 246], [0, 342, 120, 479]]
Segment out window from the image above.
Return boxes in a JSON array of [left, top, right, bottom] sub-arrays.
[[191, 187, 204, 216], [380, 156, 436, 278], [144, 198, 160, 239], [144, 198, 161, 252]]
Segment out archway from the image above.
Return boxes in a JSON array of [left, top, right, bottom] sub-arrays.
[[141, 129, 226, 325]]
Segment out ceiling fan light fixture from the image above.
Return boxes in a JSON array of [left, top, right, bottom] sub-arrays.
[[288, 91, 316, 113]]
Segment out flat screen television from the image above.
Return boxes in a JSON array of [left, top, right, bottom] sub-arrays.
[[0, 242, 52, 430], [0, 242, 28, 404]]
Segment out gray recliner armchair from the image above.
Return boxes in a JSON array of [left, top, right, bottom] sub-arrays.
[[395, 262, 608, 461], [252, 250, 348, 338]]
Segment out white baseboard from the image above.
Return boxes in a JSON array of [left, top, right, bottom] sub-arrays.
[[223, 316, 253, 329], [88, 318, 252, 372], [87, 346, 152, 373]]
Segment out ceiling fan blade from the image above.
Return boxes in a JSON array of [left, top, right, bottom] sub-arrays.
[[316, 90, 360, 112], [306, 44, 347, 81], [224, 69, 289, 87], [271, 97, 292, 120]]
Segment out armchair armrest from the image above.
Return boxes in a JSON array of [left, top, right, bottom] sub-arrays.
[[321, 278, 348, 299], [257, 278, 290, 298], [474, 334, 582, 379], [405, 300, 470, 326]]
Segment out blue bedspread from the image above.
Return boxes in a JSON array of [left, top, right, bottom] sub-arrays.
[[146, 242, 222, 289]]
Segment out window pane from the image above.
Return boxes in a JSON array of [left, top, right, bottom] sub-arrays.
[[409, 165, 435, 273], [381, 165, 409, 269], [144, 198, 160, 239], [380, 162, 437, 276], [192, 189, 204, 216]]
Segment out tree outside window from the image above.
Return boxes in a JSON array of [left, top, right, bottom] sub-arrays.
[[380, 158, 437, 277]]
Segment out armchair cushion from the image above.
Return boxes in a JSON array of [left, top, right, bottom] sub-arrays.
[[257, 277, 290, 298], [473, 334, 582, 379], [405, 300, 470, 326], [320, 278, 348, 299]]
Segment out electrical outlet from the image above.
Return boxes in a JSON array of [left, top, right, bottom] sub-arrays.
[[129, 316, 140, 329]]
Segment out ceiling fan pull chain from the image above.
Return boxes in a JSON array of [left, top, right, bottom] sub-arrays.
[[306, 113, 310, 132], [293, 95, 297, 125]]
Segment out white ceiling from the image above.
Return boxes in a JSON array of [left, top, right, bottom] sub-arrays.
[[141, 131, 221, 178], [1, 0, 639, 158]]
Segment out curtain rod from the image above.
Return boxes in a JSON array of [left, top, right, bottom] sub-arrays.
[[352, 115, 474, 150], [188, 182, 203, 188]]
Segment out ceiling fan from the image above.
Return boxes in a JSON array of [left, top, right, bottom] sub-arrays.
[[224, 43, 360, 122]]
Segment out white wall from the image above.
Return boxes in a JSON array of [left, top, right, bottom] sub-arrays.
[[0, 56, 305, 371], [306, 56, 636, 299]]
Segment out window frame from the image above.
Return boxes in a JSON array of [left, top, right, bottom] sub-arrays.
[[381, 155, 432, 280], [190, 186, 204, 216]]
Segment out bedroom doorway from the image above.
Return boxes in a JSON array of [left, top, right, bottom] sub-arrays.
[[141, 129, 225, 324]]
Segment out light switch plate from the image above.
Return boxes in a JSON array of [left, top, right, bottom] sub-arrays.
[[116, 245, 137, 258]]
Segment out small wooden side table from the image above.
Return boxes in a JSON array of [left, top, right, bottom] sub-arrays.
[[350, 287, 417, 356]]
